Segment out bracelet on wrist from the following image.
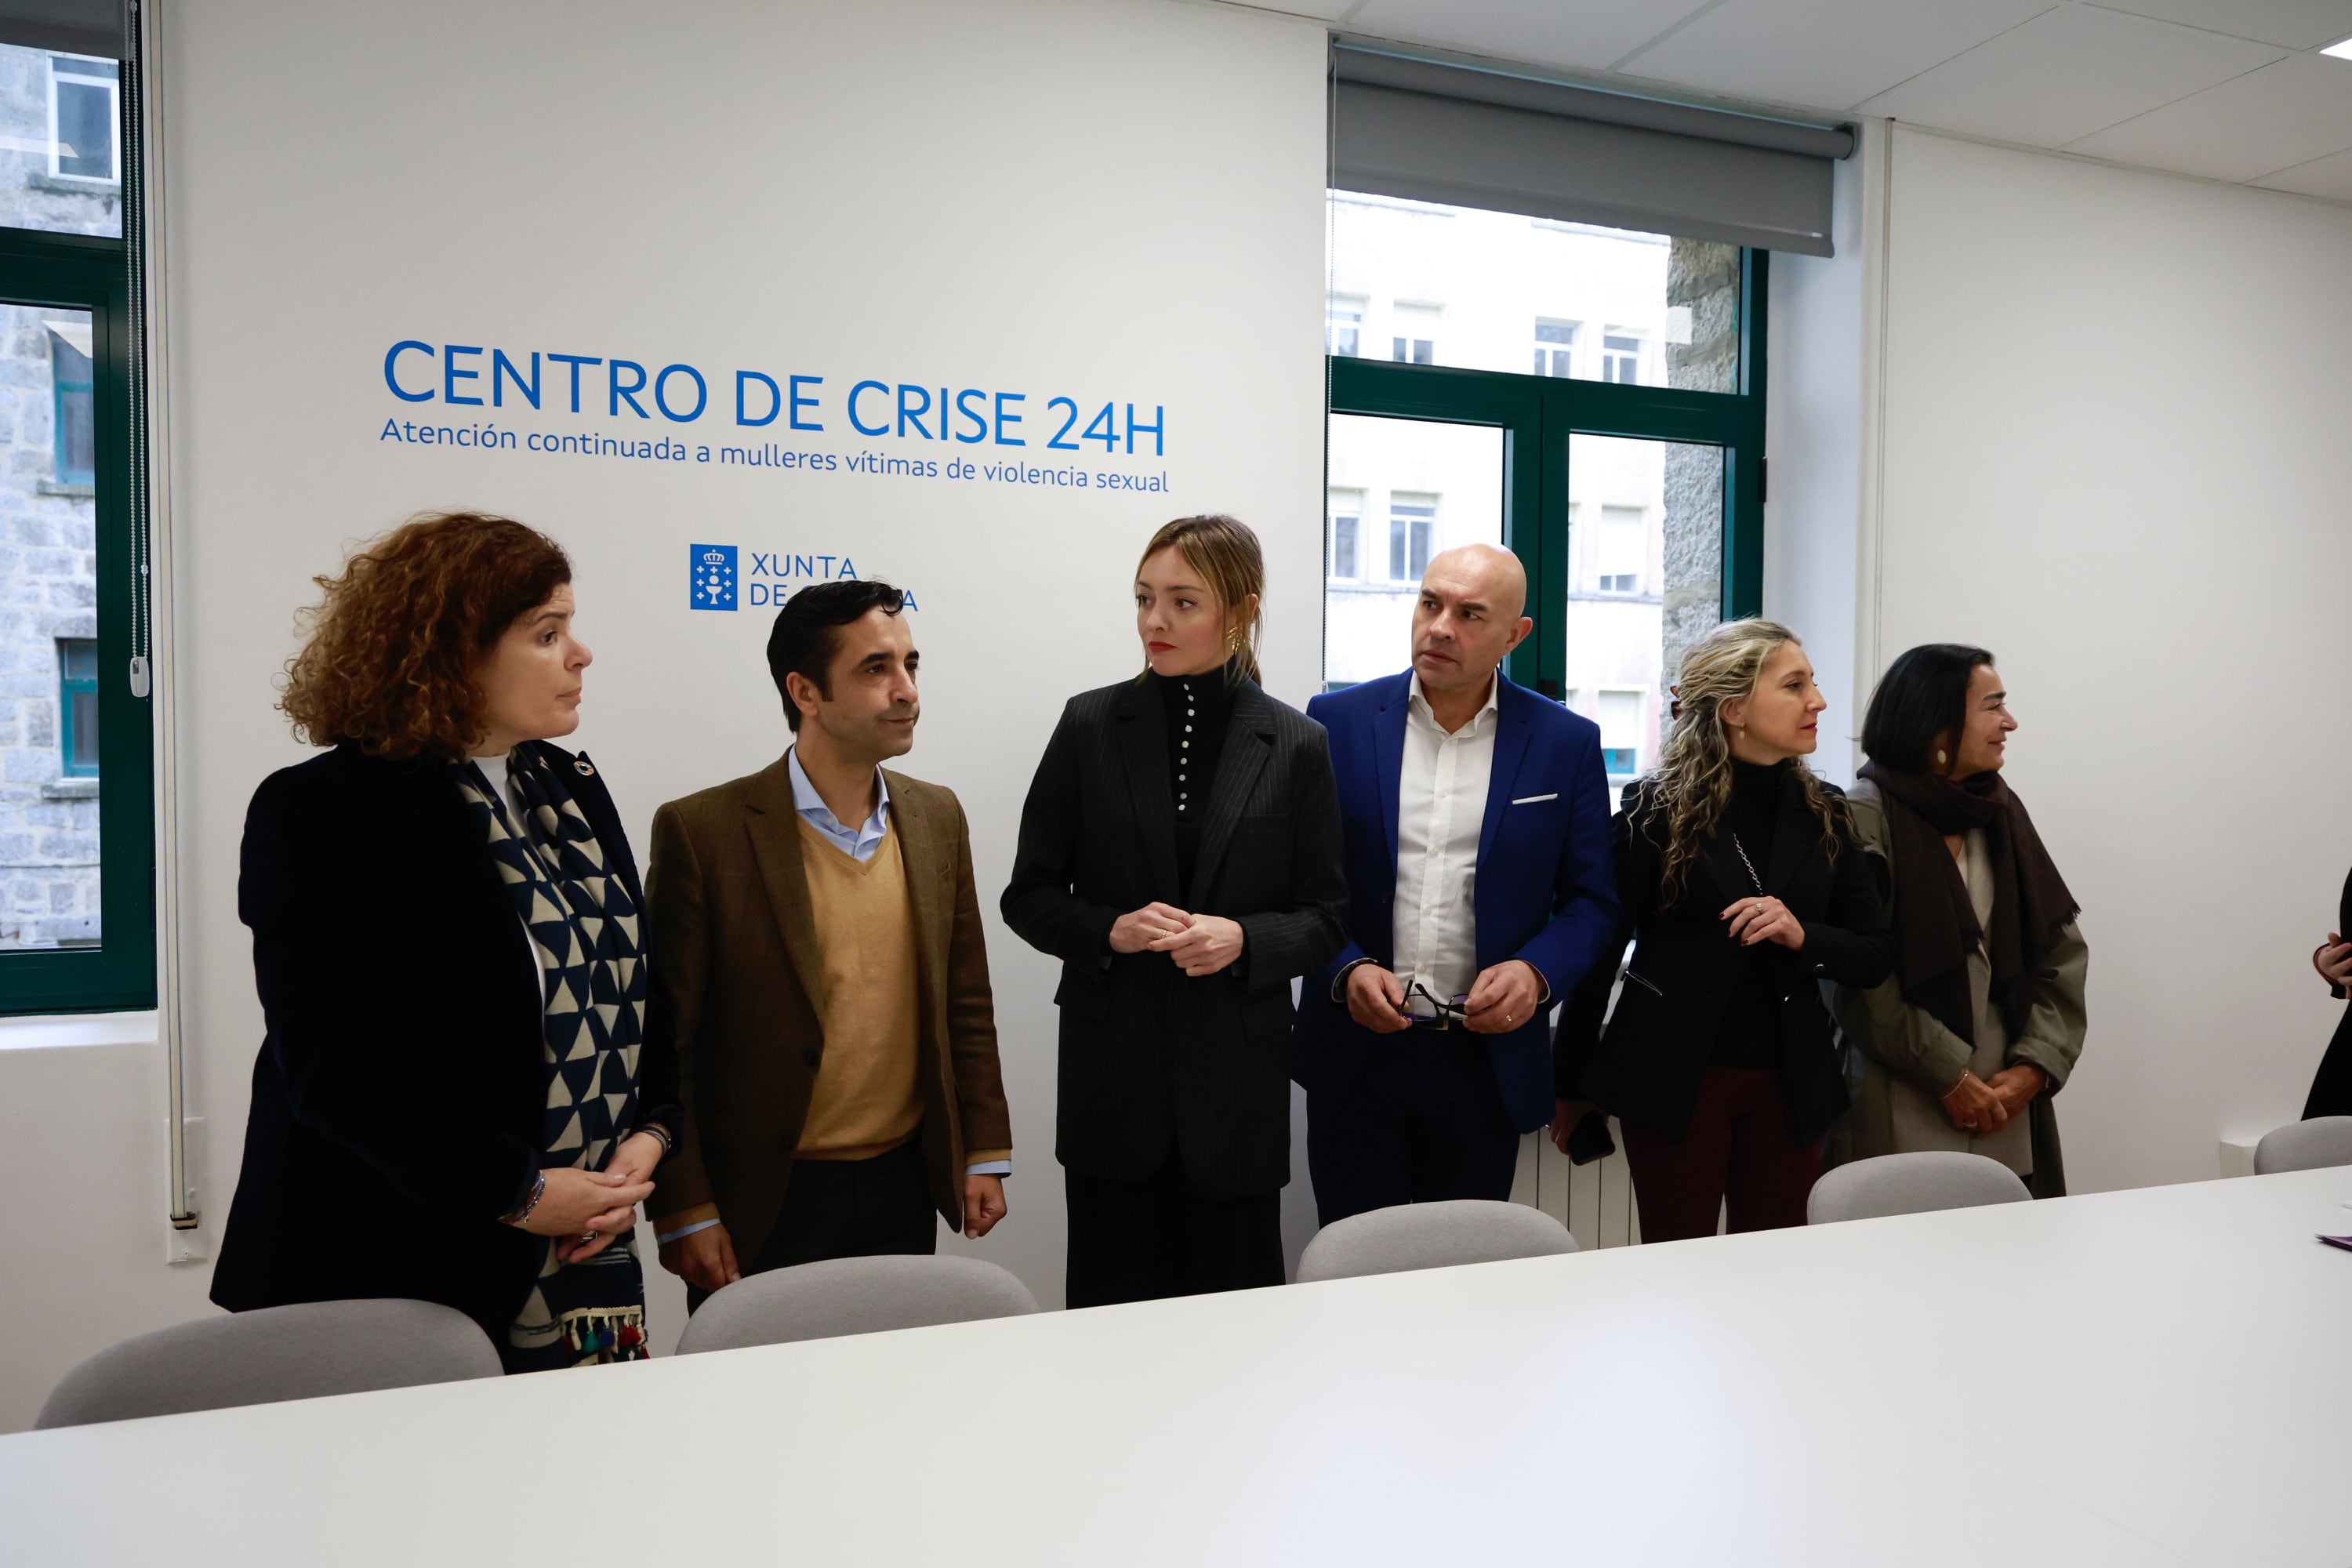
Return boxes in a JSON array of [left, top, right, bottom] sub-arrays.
[[500, 1168, 547, 1228]]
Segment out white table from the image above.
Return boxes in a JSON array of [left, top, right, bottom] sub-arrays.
[[6, 1169, 2350, 1567]]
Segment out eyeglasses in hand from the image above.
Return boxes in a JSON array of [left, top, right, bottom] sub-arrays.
[[1402, 981, 1470, 1027]]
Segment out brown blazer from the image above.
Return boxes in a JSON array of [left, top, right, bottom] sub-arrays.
[[644, 756, 1011, 1259]]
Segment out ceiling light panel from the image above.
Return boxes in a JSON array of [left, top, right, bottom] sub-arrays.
[[2099, 1, 2352, 53], [1862, 7, 2284, 149], [1615, 0, 2055, 114], [2067, 52, 2352, 180]]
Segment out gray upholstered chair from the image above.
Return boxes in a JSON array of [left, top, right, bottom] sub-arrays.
[[2253, 1116, 2352, 1175], [1294, 1199, 1578, 1284], [1806, 1150, 2031, 1225], [676, 1254, 1040, 1354], [35, 1298, 502, 1429]]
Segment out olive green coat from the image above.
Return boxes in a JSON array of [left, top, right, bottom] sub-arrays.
[[1828, 779, 2088, 1195]]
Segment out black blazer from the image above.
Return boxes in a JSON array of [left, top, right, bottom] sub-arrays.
[[211, 741, 680, 1338], [1558, 771, 1893, 1144], [1001, 677, 1349, 1198], [2304, 867, 2352, 1119]]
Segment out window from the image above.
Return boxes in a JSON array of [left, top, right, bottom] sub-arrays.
[[1602, 332, 1644, 385], [49, 56, 118, 184], [1534, 318, 1577, 377], [1324, 190, 1764, 731], [58, 639, 97, 777], [0, 44, 158, 1008], [1328, 490, 1363, 579], [49, 321, 93, 485], [1391, 302, 1439, 365], [1597, 506, 1644, 595], [1598, 691, 1642, 779], [1326, 296, 1364, 358], [1389, 496, 1435, 582]]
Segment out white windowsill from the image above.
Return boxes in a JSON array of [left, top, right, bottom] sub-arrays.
[[0, 1009, 158, 1051]]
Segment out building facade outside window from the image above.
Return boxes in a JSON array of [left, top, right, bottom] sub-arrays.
[[1597, 690, 1642, 780], [56, 637, 96, 778], [1391, 301, 1439, 365], [1329, 492, 1362, 579], [46, 55, 115, 183], [1534, 317, 1577, 377], [1596, 506, 1645, 594], [1388, 496, 1434, 582], [1602, 331, 1644, 384], [1326, 295, 1363, 358]]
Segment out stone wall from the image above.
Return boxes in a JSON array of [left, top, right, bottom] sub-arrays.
[[1658, 237, 1739, 710]]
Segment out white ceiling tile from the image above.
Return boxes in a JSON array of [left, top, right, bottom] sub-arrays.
[[2251, 145, 2352, 198], [2066, 52, 2352, 179], [1613, 0, 2059, 113], [1341, 0, 1716, 75], [1289, 0, 1367, 20], [2096, 0, 2352, 50], [1859, 6, 2283, 148]]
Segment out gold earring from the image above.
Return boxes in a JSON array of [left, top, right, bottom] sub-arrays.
[[1226, 627, 1240, 652]]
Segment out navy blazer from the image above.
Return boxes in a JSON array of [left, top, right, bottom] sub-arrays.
[[1290, 670, 1619, 1131]]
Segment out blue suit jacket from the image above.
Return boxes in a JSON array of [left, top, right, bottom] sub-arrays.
[[1291, 670, 1620, 1131]]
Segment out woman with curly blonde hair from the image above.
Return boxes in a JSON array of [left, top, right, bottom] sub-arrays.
[[1554, 619, 1892, 1240], [212, 511, 681, 1372]]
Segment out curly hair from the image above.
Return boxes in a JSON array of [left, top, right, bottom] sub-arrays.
[[1641, 618, 1847, 907], [279, 512, 572, 761]]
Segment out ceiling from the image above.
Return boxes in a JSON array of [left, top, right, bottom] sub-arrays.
[[1241, 0, 2352, 203]]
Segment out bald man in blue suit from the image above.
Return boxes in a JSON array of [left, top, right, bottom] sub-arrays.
[[1293, 546, 1619, 1226]]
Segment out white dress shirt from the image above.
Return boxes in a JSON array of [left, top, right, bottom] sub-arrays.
[[1389, 673, 1500, 1007]]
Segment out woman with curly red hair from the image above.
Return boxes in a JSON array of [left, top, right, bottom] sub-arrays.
[[211, 511, 681, 1373]]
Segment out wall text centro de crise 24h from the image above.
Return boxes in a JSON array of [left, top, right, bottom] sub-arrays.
[[379, 340, 1167, 455]]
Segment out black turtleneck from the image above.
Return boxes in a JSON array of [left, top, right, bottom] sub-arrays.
[[1712, 758, 1788, 1069], [1149, 666, 1236, 901]]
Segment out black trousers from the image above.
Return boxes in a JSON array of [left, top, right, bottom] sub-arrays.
[[1305, 1027, 1520, 1227], [1064, 1147, 1283, 1308], [686, 1135, 935, 1314]]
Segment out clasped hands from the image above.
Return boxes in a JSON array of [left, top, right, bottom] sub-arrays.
[[1345, 958, 1544, 1035], [1939, 1063, 2046, 1134], [1112, 902, 1244, 976], [502, 1128, 667, 1264]]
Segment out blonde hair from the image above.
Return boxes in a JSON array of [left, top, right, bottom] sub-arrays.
[[1136, 514, 1265, 684], [1643, 618, 1846, 906]]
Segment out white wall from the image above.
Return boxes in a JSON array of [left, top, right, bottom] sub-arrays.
[[1872, 126, 2352, 1192], [1764, 123, 1880, 787], [0, 0, 1330, 1432]]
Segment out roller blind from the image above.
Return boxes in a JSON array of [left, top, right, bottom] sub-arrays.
[[1332, 44, 1853, 257], [0, 0, 122, 59]]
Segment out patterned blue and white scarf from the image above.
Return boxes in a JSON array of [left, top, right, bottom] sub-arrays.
[[455, 741, 652, 1372]]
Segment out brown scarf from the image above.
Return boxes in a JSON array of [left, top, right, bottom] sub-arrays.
[[1857, 761, 2078, 1046]]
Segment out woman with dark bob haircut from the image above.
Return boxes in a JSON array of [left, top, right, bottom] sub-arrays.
[[212, 512, 681, 1371], [1828, 643, 2086, 1197]]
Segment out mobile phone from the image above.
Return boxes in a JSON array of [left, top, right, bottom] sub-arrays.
[[1566, 1109, 1616, 1167]]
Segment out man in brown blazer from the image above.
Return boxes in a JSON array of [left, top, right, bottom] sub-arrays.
[[647, 579, 1011, 1301]]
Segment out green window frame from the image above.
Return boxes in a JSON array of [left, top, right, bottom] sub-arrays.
[[1328, 249, 1768, 699], [0, 226, 156, 1013]]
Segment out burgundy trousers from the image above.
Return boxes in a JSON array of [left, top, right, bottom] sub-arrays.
[[1620, 1066, 1819, 1243]]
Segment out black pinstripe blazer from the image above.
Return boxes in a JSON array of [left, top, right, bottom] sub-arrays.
[[1001, 676, 1348, 1197]]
